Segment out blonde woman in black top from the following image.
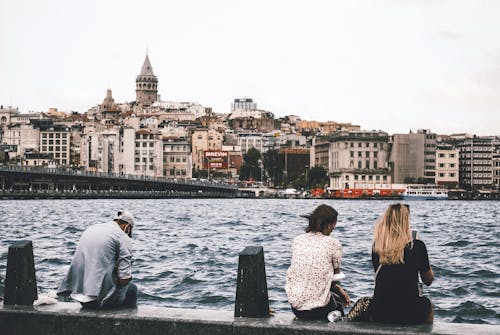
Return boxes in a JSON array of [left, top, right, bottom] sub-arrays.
[[348, 203, 435, 324]]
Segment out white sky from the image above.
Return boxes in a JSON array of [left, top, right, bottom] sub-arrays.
[[1, 0, 499, 135]]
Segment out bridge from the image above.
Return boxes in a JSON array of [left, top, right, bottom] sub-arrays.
[[0, 165, 239, 199]]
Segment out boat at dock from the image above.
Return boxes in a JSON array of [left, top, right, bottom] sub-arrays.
[[401, 184, 448, 200]]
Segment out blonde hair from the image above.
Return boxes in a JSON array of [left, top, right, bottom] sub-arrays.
[[373, 203, 412, 265]]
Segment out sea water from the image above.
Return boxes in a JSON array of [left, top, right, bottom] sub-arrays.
[[0, 199, 498, 324]]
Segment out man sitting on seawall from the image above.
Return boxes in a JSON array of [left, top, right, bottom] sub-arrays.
[[58, 210, 137, 309]]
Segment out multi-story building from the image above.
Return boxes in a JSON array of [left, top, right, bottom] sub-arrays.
[[313, 130, 391, 189], [493, 150, 500, 190], [2, 124, 40, 155], [231, 98, 257, 112], [390, 129, 436, 184], [162, 137, 192, 179], [191, 129, 223, 170], [133, 129, 162, 177], [435, 144, 459, 187], [39, 125, 71, 166], [458, 137, 494, 189]]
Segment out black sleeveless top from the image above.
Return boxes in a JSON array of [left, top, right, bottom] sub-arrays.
[[370, 240, 431, 323]]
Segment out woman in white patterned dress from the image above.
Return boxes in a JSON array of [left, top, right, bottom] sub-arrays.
[[285, 204, 350, 320]]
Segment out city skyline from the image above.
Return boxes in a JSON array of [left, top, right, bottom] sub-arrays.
[[1, 0, 500, 136]]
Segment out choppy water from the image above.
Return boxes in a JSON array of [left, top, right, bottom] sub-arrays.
[[0, 199, 498, 324]]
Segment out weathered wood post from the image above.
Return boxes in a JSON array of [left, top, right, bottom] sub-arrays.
[[234, 246, 270, 318], [4, 240, 38, 305]]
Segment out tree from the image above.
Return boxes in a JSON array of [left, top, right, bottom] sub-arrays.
[[308, 166, 328, 188], [239, 148, 262, 181], [263, 149, 284, 187]]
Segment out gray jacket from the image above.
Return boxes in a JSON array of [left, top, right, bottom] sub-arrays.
[[58, 221, 133, 306]]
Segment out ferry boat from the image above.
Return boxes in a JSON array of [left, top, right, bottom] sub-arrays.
[[401, 184, 448, 200]]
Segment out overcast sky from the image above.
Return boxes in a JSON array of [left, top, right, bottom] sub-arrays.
[[1, 0, 499, 135]]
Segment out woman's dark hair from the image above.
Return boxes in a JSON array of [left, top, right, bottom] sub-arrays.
[[303, 204, 338, 233]]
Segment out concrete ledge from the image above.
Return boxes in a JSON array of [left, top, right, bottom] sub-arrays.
[[0, 302, 498, 335]]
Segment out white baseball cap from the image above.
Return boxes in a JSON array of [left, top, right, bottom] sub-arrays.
[[113, 210, 135, 227]]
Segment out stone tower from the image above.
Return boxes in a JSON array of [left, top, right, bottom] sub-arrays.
[[135, 53, 158, 107]]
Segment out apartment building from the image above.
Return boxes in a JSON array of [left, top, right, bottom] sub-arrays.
[[191, 129, 223, 170], [435, 144, 459, 187], [39, 125, 71, 166], [458, 137, 494, 189], [162, 137, 192, 179]]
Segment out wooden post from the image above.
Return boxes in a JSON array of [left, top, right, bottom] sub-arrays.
[[4, 240, 38, 305], [234, 246, 270, 318]]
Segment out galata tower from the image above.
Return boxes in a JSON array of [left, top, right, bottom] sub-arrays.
[[135, 53, 158, 107]]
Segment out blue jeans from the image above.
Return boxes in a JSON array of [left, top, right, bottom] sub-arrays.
[[81, 283, 137, 309]]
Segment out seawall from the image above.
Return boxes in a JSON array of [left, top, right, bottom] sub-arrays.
[[0, 302, 498, 335]]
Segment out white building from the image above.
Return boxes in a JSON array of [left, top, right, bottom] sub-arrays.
[[312, 130, 391, 189]]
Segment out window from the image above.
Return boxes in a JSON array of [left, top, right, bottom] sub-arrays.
[[366, 142, 369, 147], [358, 152, 362, 157], [450, 154, 455, 158], [56, 140, 60, 145], [439, 153, 445, 158], [366, 161, 370, 169], [439, 163, 445, 168], [374, 143, 378, 148], [350, 142, 354, 147], [368, 175, 373, 181], [170, 157, 174, 162], [62, 134, 67, 138], [374, 152, 378, 158], [450, 173, 455, 177], [383, 176, 387, 181], [142, 142, 147, 147], [56, 133, 60, 138], [354, 175, 359, 180], [149, 142, 154, 147], [135, 158, 140, 162], [49, 140, 54, 145], [358, 142, 362, 148], [136, 142, 140, 147], [62, 146, 67, 151], [450, 163, 455, 168], [361, 175, 366, 181], [350, 151, 354, 158], [366, 151, 370, 157], [439, 173, 445, 177], [49, 133, 54, 138], [42, 133, 47, 138], [358, 161, 362, 169], [374, 161, 378, 169]]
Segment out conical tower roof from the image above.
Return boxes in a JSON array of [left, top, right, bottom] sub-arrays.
[[139, 53, 155, 76]]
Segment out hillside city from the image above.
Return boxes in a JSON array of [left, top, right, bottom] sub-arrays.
[[1, 54, 499, 193]]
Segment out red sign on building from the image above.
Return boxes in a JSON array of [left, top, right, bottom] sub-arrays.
[[204, 151, 229, 169]]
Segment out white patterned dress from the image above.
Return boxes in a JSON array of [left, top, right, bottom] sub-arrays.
[[285, 232, 342, 310]]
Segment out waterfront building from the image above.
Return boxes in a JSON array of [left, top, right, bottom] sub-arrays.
[[222, 144, 243, 177], [133, 129, 163, 177], [435, 144, 459, 188], [39, 124, 71, 166], [135, 53, 158, 108], [23, 152, 55, 167], [458, 137, 494, 189], [2, 124, 40, 156], [389, 129, 436, 184], [191, 128, 224, 170], [162, 136, 192, 179], [493, 150, 500, 190], [313, 130, 391, 189]]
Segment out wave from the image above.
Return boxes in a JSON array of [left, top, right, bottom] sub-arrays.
[[442, 240, 472, 247]]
